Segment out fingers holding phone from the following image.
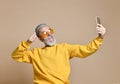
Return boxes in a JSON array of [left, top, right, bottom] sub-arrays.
[[96, 16, 106, 38]]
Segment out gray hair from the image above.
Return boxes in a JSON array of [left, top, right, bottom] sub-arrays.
[[35, 24, 49, 37]]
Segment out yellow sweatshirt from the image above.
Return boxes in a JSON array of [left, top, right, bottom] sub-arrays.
[[11, 37, 103, 84]]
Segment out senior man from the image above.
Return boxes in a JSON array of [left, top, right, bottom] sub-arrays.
[[11, 23, 106, 84]]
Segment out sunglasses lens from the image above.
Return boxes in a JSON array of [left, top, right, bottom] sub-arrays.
[[49, 28, 54, 34], [41, 32, 48, 38], [40, 28, 54, 39]]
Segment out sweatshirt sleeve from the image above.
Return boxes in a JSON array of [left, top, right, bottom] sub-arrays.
[[11, 41, 34, 63], [67, 37, 103, 58]]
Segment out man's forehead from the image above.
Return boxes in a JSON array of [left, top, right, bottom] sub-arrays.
[[39, 26, 50, 32]]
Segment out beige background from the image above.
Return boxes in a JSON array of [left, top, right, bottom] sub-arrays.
[[0, 0, 120, 84]]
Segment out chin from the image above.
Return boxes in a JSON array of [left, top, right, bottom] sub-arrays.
[[44, 39, 56, 46]]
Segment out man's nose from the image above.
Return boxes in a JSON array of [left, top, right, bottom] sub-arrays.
[[47, 32, 52, 36]]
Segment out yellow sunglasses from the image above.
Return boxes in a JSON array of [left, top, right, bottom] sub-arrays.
[[40, 28, 54, 39]]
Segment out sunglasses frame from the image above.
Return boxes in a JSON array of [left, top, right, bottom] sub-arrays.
[[39, 28, 54, 39]]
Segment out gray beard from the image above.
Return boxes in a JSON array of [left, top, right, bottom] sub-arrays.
[[43, 35, 56, 46]]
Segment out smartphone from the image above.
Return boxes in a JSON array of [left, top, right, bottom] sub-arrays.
[[96, 16, 101, 24]]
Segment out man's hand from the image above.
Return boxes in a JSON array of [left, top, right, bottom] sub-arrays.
[[27, 33, 37, 43], [96, 24, 106, 39]]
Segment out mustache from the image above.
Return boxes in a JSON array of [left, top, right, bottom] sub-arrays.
[[44, 35, 54, 39]]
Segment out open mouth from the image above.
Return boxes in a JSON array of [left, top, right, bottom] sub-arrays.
[[46, 36, 54, 42]]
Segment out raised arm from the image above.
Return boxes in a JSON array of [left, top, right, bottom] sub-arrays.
[[68, 24, 106, 58], [11, 33, 37, 63]]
